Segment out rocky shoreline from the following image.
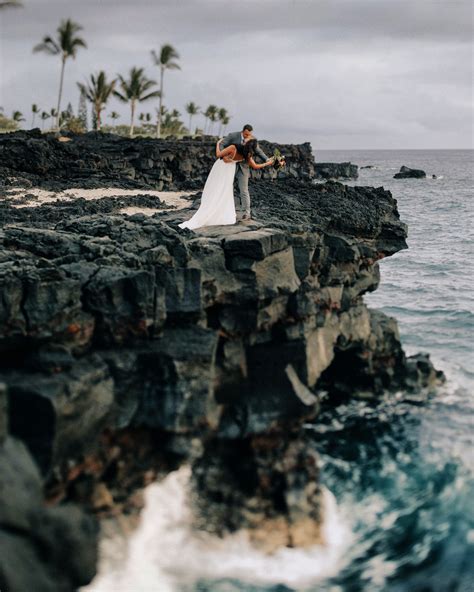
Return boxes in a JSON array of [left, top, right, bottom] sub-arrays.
[[0, 133, 442, 591]]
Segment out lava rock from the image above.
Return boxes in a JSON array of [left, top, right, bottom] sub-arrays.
[[0, 436, 98, 591], [314, 162, 358, 180], [0, 130, 315, 191], [394, 165, 426, 179]]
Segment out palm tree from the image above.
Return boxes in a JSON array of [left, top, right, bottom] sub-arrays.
[[209, 106, 219, 135], [221, 114, 230, 136], [203, 105, 218, 135], [217, 108, 229, 136], [185, 102, 200, 135], [151, 44, 180, 138], [162, 112, 185, 136], [77, 71, 116, 131], [0, 1, 22, 8], [12, 110, 25, 123], [114, 67, 160, 137], [109, 111, 120, 123], [33, 19, 87, 129], [31, 103, 40, 127], [203, 106, 212, 135], [49, 108, 59, 126], [40, 111, 50, 130], [62, 101, 74, 124], [155, 106, 166, 132]]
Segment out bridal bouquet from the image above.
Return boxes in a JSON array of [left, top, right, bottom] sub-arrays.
[[272, 148, 286, 170]]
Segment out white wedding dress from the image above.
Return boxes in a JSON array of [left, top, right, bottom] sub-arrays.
[[179, 159, 236, 230]]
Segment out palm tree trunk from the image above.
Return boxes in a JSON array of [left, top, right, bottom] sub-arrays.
[[56, 55, 66, 130], [31, 113, 35, 128], [96, 105, 101, 131], [130, 99, 136, 137], [188, 114, 192, 134], [157, 67, 164, 138]]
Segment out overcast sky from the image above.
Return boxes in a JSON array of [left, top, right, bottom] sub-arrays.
[[0, 0, 472, 148]]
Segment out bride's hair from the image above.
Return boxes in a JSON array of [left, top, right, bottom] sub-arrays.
[[238, 139, 258, 160]]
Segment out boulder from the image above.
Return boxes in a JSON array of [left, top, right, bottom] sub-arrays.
[[0, 437, 98, 591], [314, 162, 358, 180], [393, 165, 426, 179]]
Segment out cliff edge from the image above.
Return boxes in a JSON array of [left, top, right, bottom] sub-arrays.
[[0, 134, 442, 590]]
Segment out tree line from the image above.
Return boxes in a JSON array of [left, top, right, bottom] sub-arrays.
[[0, 11, 231, 138]]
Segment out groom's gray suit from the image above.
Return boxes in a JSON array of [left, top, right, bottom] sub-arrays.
[[220, 131, 269, 216]]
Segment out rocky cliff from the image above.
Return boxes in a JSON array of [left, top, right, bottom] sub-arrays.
[[0, 135, 442, 590], [0, 129, 315, 191]]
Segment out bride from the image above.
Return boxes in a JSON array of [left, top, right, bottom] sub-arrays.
[[178, 137, 275, 230]]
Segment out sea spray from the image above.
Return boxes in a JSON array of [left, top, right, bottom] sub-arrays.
[[84, 466, 351, 592]]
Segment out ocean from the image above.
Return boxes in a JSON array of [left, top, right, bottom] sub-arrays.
[[86, 149, 474, 592]]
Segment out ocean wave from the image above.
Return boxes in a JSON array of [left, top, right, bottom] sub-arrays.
[[84, 467, 352, 592]]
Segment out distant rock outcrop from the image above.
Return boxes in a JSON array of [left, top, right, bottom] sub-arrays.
[[394, 165, 426, 179], [314, 161, 358, 180]]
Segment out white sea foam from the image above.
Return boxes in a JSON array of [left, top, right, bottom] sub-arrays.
[[83, 466, 352, 592]]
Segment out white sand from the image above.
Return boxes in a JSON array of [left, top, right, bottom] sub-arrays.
[[1, 186, 193, 216]]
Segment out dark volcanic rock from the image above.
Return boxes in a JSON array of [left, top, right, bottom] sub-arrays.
[[1, 175, 440, 449], [0, 138, 444, 583], [0, 176, 439, 456], [0, 130, 315, 191], [0, 391, 98, 592], [192, 431, 323, 550], [394, 165, 426, 179], [314, 162, 358, 180]]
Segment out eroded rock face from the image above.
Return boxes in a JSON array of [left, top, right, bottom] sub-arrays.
[[0, 130, 315, 191], [0, 141, 443, 584], [1, 181, 439, 443], [191, 431, 323, 552]]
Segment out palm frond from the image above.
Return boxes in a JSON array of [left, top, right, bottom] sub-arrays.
[[33, 36, 61, 55], [0, 1, 23, 9], [113, 90, 129, 103], [141, 91, 162, 102]]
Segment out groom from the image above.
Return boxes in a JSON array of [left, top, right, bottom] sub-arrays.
[[220, 124, 272, 221]]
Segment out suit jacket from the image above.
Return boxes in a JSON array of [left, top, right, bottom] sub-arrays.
[[220, 131, 269, 175]]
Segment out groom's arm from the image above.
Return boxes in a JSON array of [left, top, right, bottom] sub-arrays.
[[221, 132, 237, 149]]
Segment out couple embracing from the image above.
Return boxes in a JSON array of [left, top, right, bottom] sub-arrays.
[[179, 124, 280, 231]]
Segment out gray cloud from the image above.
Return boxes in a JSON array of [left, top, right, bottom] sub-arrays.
[[0, 0, 472, 148]]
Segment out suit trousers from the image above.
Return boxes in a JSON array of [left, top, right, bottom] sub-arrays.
[[235, 164, 251, 215]]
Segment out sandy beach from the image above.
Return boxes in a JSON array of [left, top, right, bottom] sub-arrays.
[[2, 186, 193, 216]]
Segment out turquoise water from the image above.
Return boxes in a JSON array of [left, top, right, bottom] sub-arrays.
[[309, 149, 474, 591], [87, 151, 474, 592], [201, 150, 474, 591]]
